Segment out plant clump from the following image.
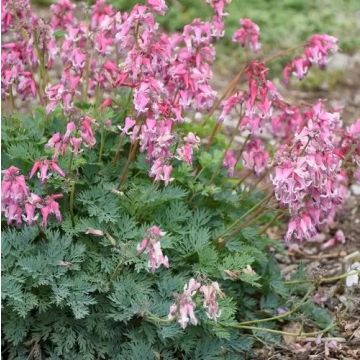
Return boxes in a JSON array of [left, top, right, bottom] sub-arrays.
[[1, 0, 359, 358]]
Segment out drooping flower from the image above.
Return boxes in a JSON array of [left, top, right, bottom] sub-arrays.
[[1, 166, 29, 204], [223, 150, 237, 176], [285, 212, 318, 242], [305, 34, 338, 67], [40, 194, 63, 227], [320, 229, 346, 250], [272, 102, 348, 242], [283, 57, 310, 84], [137, 225, 169, 272], [50, 0, 75, 30], [23, 193, 42, 225], [168, 278, 201, 329], [30, 160, 65, 183], [146, 0, 167, 15], [200, 282, 222, 320], [1, 166, 30, 226], [80, 116, 96, 147], [242, 138, 269, 175], [283, 34, 338, 83], [232, 18, 261, 52], [218, 92, 244, 123], [176, 132, 200, 165], [118, 117, 136, 136]]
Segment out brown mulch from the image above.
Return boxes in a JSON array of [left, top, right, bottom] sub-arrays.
[[252, 191, 360, 360]]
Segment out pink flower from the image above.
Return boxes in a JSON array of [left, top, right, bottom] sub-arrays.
[[200, 282, 222, 320], [118, 117, 136, 136], [1, 166, 30, 226], [232, 18, 261, 52], [91, 0, 115, 30], [146, 0, 167, 15], [101, 98, 112, 109], [50, 0, 75, 30], [176, 133, 200, 166], [223, 150, 237, 176], [206, 0, 231, 18], [160, 165, 174, 186], [242, 138, 269, 175], [283, 34, 338, 83], [218, 92, 244, 123], [64, 121, 77, 142], [285, 213, 317, 242], [40, 194, 63, 227], [4, 202, 23, 226], [2, 166, 29, 204], [95, 32, 113, 54], [80, 117, 96, 147], [46, 133, 63, 159], [168, 278, 201, 329], [70, 48, 86, 72], [283, 57, 310, 83], [321, 229, 346, 250], [17, 72, 37, 99], [30, 159, 65, 183], [134, 83, 150, 113], [305, 34, 338, 67], [137, 225, 169, 272], [23, 193, 42, 225], [149, 160, 174, 185], [70, 137, 83, 154]]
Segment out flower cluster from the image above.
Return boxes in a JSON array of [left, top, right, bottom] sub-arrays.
[[232, 18, 261, 52], [137, 225, 169, 272], [168, 279, 222, 328], [2, 0, 359, 246], [271, 102, 349, 241], [242, 138, 269, 175], [46, 117, 97, 159], [2, 0, 230, 185], [1, 166, 63, 227], [284, 34, 338, 83]]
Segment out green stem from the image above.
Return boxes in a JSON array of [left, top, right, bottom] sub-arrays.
[[69, 180, 75, 227], [300, 136, 311, 156], [209, 112, 243, 184], [235, 133, 251, 164], [259, 211, 284, 235], [98, 123, 105, 162], [233, 170, 252, 189], [118, 139, 140, 188], [112, 136, 124, 165], [206, 122, 221, 150], [68, 151, 74, 174], [224, 322, 335, 337], [224, 205, 269, 240], [193, 166, 206, 182], [220, 193, 273, 239], [9, 85, 15, 111], [284, 270, 360, 286], [237, 287, 313, 326]]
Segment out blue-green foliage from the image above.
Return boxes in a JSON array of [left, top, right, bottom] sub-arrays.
[[1, 111, 331, 359]]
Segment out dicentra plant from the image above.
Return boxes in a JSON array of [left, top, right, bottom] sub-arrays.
[[2, 0, 359, 359]]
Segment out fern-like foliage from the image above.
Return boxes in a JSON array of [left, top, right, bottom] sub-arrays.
[[1, 95, 330, 360]]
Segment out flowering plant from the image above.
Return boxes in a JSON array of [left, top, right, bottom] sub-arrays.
[[2, 0, 359, 358]]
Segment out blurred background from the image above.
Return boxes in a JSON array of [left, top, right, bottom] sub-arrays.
[[32, 0, 360, 120]]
